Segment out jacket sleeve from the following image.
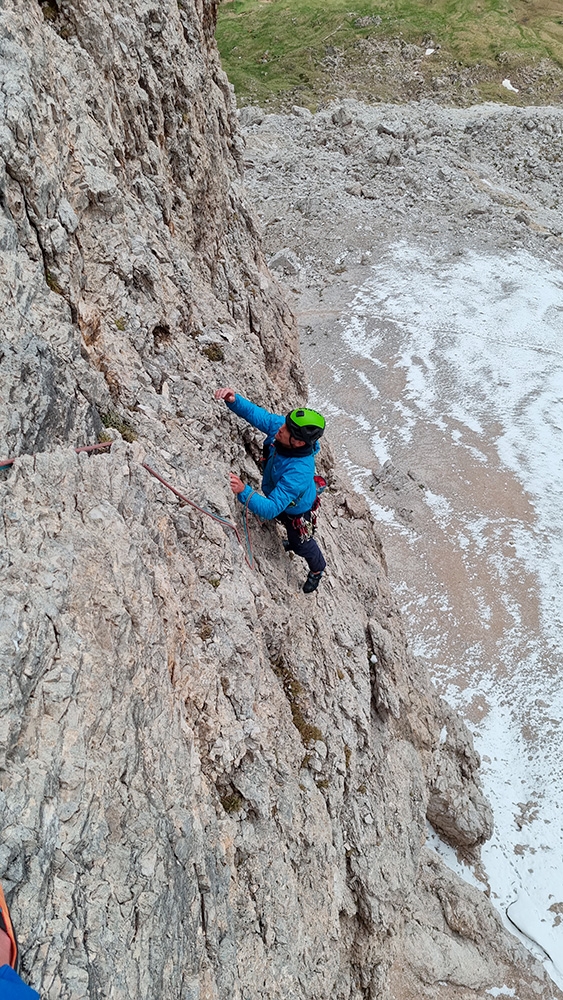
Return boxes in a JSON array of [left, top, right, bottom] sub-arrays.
[[0, 966, 40, 1000], [227, 394, 284, 437], [237, 475, 305, 520]]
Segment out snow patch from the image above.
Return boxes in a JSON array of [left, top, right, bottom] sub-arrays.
[[339, 243, 563, 989]]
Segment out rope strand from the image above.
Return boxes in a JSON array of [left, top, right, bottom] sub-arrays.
[[0, 443, 255, 570], [142, 463, 255, 570], [0, 440, 112, 470]]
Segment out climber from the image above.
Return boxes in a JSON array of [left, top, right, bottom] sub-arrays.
[[0, 882, 39, 1000], [215, 387, 327, 593]]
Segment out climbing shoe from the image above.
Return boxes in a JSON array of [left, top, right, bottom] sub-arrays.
[[283, 539, 291, 552], [0, 882, 19, 972], [303, 570, 323, 594]]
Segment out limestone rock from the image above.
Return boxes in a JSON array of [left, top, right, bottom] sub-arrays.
[[332, 106, 353, 128], [427, 702, 494, 848], [238, 106, 265, 127], [0, 4, 557, 1000], [268, 248, 301, 274], [291, 105, 313, 121]]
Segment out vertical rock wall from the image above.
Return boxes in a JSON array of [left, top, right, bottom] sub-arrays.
[[0, 3, 555, 999]]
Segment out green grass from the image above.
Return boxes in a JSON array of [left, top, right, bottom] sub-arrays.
[[216, 0, 563, 107], [101, 410, 137, 443]]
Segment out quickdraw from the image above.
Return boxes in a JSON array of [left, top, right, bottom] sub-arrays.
[[291, 514, 314, 540]]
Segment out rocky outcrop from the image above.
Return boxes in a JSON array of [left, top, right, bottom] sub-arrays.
[[0, 3, 555, 999], [239, 98, 563, 295]]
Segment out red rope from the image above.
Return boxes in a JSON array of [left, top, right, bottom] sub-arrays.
[[0, 443, 255, 569], [0, 441, 112, 469], [142, 463, 255, 569]]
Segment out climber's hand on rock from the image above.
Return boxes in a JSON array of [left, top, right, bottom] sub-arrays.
[[215, 387, 236, 403], [229, 473, 245, 494]]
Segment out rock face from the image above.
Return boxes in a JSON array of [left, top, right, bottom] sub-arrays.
[[0, 4, 556, 1000]]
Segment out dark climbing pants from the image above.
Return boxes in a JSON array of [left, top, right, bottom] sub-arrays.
[[278, 512, 326, 574]]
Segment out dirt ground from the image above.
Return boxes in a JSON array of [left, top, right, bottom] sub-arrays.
[[240, 98, 563, 978], [239, 99, 563, 695]]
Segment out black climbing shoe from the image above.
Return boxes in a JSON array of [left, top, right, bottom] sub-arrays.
[[303, 570, 323, 594], [283, 540, 291, 552]]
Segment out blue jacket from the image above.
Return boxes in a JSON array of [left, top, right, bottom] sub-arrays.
[[227, 395, 319, 519], [0, 966, 40, 1000]]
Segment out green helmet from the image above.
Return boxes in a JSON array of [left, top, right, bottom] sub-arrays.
[[285, 407, 326, 445]]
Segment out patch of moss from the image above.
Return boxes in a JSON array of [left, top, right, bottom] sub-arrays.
[[202, 342, 225, 362], [285, 673, 303, 700], [220, 791, 244, 814], [101, 410, 137, 443], [115, 317, 127, 331], [39, 1, 59, 21], [271, 654, 325, 747], [46, 271, 63, 295], [290, 702, 324, 745]]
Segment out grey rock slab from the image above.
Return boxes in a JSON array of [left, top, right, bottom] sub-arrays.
[[0, 9, 558, 1000], [268, 247, 301, 274]]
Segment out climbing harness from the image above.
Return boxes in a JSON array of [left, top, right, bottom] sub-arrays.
[[290, 512, 314, 541], [0, 442, 255, 570], [288, 474, 328, 540]]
